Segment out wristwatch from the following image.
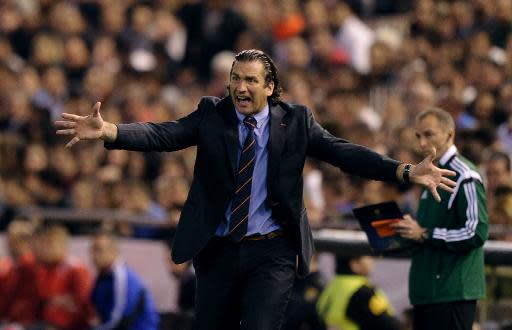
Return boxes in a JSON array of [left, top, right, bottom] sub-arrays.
[[403, 163, 412, 183]]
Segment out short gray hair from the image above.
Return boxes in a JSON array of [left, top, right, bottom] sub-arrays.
[[416, 107, 455, 132]]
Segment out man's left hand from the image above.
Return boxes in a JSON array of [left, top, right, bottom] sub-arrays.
[[410, 147, 456, 202]]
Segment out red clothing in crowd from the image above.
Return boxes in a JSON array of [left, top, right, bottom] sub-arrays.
[[0, 257, 13, 321], [35, 256, 94, 330], [0, 253, 39, 325]]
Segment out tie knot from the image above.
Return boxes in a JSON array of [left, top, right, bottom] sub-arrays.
[[243, 116, 257, 130]]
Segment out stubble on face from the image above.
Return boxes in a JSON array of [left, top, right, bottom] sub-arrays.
[[229, 60, 273, 116]]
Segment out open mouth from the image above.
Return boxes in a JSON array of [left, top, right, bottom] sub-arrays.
[[236, 95, 252, 107]]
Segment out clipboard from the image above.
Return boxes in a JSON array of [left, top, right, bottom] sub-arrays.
[[352, 201, 411, 255]]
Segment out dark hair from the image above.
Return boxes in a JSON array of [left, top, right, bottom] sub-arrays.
[[230, 49, 283, 104], [93, 228, 120, 249], [495, 184, 512, 197], [335, 256, 353, 274], [488, 150, 512, 172], [335, 255, 362, 275]]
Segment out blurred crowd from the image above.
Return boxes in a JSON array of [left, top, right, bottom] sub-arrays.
[[0, 219, 401, 330], [2, 0, 512, 328], [2, 0, 512, 239], [0, 220, 164, 329]]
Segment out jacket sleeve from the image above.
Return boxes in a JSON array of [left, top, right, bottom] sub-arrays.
[[104, 97, 208, 152], [305, 107, 400, 182], [425, 178, 488, 253]]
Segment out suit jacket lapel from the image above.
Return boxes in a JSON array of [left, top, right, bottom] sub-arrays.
[[267, 103, 287, 186], [220, 97, 239, 181]]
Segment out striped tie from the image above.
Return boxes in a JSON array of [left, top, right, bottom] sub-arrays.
[[229, 116, 257, 241]]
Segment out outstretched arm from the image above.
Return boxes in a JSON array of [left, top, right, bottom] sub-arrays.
[[55, 102, 118, 147], [57, 99, 204, 152], [306, 107, 456, 202]]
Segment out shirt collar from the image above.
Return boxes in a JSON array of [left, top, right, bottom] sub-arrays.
[[438, 145, 457, 166], [234, 103, 269, 129], [101, 257, 124, 274]]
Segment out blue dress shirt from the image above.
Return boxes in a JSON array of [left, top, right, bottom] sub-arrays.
[[215, 103, 281, 236]]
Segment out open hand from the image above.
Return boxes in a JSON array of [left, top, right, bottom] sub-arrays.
[[55, 102, 104, 147], [410, 148, 456, 202]]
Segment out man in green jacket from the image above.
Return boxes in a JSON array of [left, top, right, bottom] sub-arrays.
[[392, 107, 488, 330]]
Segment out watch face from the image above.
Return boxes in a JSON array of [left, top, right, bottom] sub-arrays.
[[403, 164, 412, 182]]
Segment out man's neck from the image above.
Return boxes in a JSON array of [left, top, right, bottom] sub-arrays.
[[100, 258, 120, 273], [438, 144, 457, 166]]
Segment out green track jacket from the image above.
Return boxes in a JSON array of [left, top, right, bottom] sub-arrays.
[[409, 145, 488, 305]]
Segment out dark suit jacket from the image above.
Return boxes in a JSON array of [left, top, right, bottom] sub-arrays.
[[105, 96, 400, 275]]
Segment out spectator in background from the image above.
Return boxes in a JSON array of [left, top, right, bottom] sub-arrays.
[[165, 242, 195, 330], [489, 185, 512, 241], [153, 174, 190, 228], [90, 230, 160, 330], [177, 0, 247, 80], [333, 1, 375, 74], [392, 108, 488, 330], [483, 150, 512, 234], [303, 161, 326, 227], [33, 66, 68, 121], [33, 224, 94, 330], [483, 150, 512, 196], [0, 218, 38, 327], [317, 255, 400, 330], [120, 181, 168, 239], [207, 50, 236, 97]]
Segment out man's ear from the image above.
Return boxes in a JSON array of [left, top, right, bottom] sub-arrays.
[[348, 259, 359, 274], [266, 81, 274, 96], [447, 129, 454, 142]]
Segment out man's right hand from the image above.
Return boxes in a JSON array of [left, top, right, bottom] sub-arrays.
[[391, 214, 427, 242], [55, 102, 117, 147]]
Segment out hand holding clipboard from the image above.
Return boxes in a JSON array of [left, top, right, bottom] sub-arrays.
[[352, 201, 414, 256]]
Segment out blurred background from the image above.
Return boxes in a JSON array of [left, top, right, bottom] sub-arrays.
[[2, 0, 512, 329]]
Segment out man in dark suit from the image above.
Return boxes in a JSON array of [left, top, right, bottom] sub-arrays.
[[56, 49, 456, 330]]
